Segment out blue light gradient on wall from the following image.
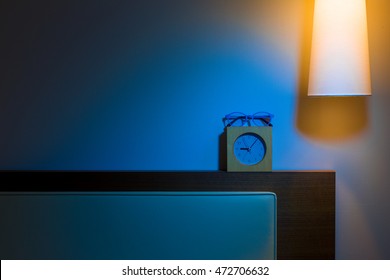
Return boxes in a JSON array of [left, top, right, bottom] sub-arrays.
[[0, 0, 291, 170]]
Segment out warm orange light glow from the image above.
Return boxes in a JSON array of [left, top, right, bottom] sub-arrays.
[[308, 0, 371, 96]]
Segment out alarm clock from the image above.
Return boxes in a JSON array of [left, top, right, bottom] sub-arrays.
[[227, 126, 272, 172]]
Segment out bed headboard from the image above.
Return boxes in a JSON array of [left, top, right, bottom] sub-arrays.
[[0, 171, 335, 259]]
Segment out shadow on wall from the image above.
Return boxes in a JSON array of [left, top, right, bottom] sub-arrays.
[[295, 0, 370, 142], [219, 129, 227, 171]]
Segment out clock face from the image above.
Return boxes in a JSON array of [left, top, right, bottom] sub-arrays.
[[233, 133, 266, 166]]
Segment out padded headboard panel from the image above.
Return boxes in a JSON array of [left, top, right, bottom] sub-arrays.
[[0, 192, 276, 260]]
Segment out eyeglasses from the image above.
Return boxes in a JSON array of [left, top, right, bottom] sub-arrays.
[[223, 112, 274, 127]]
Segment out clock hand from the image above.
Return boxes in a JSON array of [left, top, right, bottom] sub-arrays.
[[240, 148, 250, 151], [249, 139, 258, 150]]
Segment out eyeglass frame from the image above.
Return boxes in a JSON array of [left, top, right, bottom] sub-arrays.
[[223, 112, 274, 127]]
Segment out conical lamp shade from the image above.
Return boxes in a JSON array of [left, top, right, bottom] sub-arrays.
[[308, 0, 371, 96]]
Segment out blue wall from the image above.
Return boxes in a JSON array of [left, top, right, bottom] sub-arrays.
[[1, 0, 293, 170], [1, 0, 390, 259]]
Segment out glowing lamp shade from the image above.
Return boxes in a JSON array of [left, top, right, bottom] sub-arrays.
[[308, 0, 371, 96]]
